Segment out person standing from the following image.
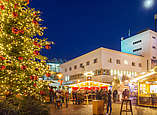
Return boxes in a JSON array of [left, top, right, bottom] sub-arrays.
[[113, 89, 118, 103], [49, 86, 54, 104], [106, 90, 112, 115], [65, 91, 69, 107]]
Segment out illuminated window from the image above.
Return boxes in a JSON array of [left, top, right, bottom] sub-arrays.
[[124, 60, 128, 65]]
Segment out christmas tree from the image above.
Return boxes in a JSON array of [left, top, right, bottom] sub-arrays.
[[0, 0, 52, 102]]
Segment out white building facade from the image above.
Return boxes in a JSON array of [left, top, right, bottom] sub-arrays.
[[61, 48, 147, 84]]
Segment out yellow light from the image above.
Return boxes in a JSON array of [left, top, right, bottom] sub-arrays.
[[84, 71, 94, 76], [57, 73, 63, 79]]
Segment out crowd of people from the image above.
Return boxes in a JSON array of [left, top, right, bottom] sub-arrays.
[[49, 87, 130, 114], [49, 87, 70, 109]]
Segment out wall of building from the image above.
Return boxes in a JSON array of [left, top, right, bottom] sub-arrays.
[[150, 31, 157, 60], [61, 47, 147, 84], [121, 30, 151, 58], [60, 48, 102, 83]]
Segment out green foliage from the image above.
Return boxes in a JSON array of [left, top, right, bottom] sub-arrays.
[[0, 96, 49, 115]]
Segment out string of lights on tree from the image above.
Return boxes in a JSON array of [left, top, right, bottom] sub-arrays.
[[0, 0, 53, 102]]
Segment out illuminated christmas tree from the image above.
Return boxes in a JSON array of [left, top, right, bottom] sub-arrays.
[[0, 0, 52, 102]]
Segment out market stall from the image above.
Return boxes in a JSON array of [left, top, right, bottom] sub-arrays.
[[138, 75, 157, 107], [68, 81, 110, 104], [131, 67, 157, 107]]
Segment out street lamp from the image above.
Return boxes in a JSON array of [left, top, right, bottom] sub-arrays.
[[57, 73, 63, 85]]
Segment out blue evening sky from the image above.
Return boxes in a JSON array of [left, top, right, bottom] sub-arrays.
[[31, 0, 157, 60]]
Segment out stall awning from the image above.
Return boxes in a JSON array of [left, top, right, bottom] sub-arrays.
[[68, 81, 110, 87], [131, 66, 157, 82]]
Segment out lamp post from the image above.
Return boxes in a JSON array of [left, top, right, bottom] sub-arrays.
[[57, 73, 63, 86]]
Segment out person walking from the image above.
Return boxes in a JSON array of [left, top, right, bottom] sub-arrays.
[[106, 90, 112, 115]]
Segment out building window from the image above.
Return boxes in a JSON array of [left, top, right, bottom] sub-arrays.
[[108, 58, 112, 63], [139, 63, 142, 67], [74, 65, 77, 69], [124, 60, 128, 65], [69, 67, 72, 71], [132, 62, 135, 66], [94, 58, 98, 63], [152, 46, 156, 49], [133, 48, 142, 52], [65, 68, 67, 72], [86, 61, 90, 66], [80, 63, 84, 68], [153, 56, 156, 59], [133, 40, 142, 45], [152, 36, 156, 39], [116, 59, 120, 64]]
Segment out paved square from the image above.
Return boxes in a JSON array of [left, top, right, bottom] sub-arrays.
[[50, 103, 157, 115]]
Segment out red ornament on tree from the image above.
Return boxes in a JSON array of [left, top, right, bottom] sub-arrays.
[[33, 50, 39, 55], [40, 90, 45, 95], [0, 5, 4, 10], [18, 57, 23, 60], [12, 27, 19, 34], [33, 83, 37, 87], [33, 41, 38, 46], [46, 73, 51, 77], [13, 12, 18, 17], [32, 19, 38, 25], [14, 3, 18, 9], [37, 44, 41, 48], [19, 29, 24, 34], [30, 75, 34, 80], [0, 65, 6, 70], [34, 76, 38, 81], [0, 56, 5, 60], [45, 45, 51, 49], [34, 13, 37, 16], [21, 65, 27, 70]]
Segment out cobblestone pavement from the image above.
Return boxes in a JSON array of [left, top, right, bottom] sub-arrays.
[[50, 103, 157, 115]]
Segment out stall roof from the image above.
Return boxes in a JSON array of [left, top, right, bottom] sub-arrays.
[[68, 81, 110, 87], [131, 67, 157, 82]]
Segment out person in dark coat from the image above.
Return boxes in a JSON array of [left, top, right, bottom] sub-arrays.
[[49, 86, 54, 104], [113, 90, 118, 103], [106, 90, 112, 115]]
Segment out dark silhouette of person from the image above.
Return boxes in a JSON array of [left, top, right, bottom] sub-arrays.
[[106, 90, 112, 115], [113, 90, 118, 103]]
